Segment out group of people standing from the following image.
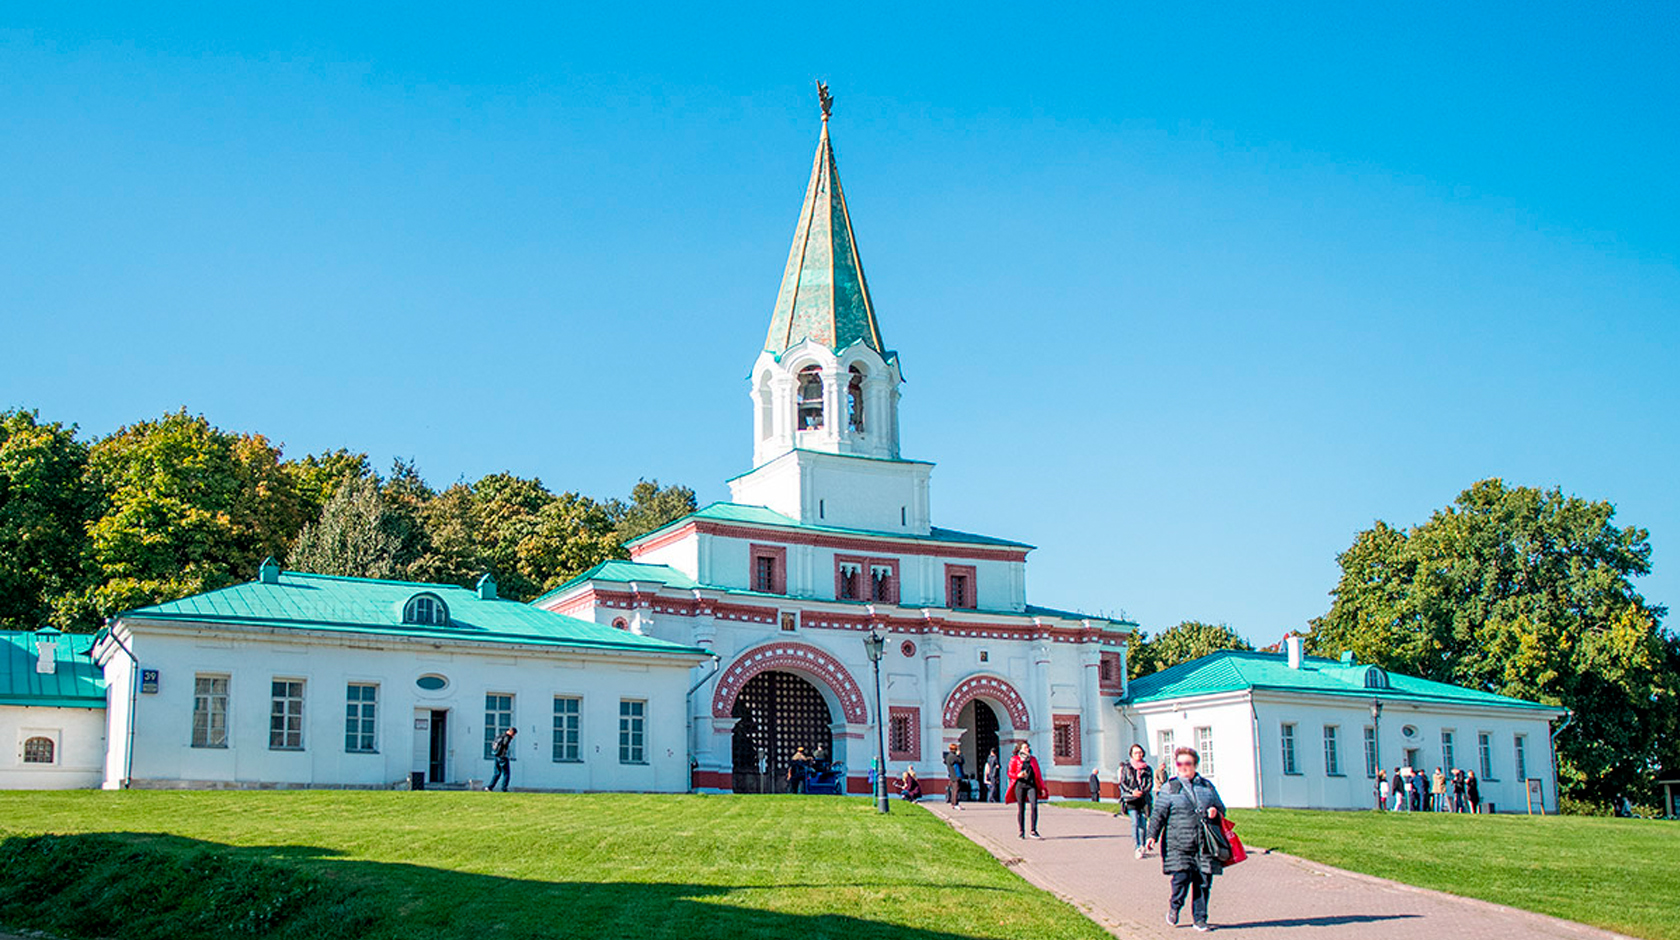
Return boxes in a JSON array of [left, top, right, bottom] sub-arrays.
[[893, 742, 1051, 840], [1375, 766, 1481, 813], [783, 745, 831, 793]]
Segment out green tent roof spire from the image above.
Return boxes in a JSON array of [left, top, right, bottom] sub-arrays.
[[764, 87, 886, 357]]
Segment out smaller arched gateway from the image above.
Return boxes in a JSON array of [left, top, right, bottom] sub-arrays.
[[943, 674, 1032, 788], [942, 674, 1031, 731]]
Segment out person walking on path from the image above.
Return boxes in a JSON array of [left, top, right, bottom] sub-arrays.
[[1466, 771, 1481, 813], [944, 742, 966, 808], [1389, 767, 1403, 811], [1007, 742, 1046, 839], [486, 726, 517, 792], [1432, 768, 1448, 812], [1117, 743, 1154, 858], [1145, 746, 1227, 933], [983, 747, 1001, 803]]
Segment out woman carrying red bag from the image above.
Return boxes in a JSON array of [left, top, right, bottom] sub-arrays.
[[1145, 746, 1227, 932], [1006, 742, 1046, 839]]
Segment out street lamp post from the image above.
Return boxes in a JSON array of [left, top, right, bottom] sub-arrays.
[[864, 631, 889, 814], [1370, 698, 1384, 797]]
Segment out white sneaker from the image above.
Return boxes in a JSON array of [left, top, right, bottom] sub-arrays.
[[1134, 847, 1144, 859]]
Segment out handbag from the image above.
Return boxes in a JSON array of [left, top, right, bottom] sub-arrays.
[[1199, 814, 1233, 863], [1220, 817, 1247, 865]]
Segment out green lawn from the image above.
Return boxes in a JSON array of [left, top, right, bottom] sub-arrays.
[[0, 791, 1108, 940], [1059, 801, 1680, 940]]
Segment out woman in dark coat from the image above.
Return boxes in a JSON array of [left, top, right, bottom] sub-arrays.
[[1117, 743, 1154, 858], [1145, 746, 1226, 932], [1466, 771, 1481, 813]]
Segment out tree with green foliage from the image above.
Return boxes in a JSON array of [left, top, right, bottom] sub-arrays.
[[289, 477, 407, 580], [0, 410, 96, 629], [1143, 620, 1254, 672], [1306, 478, 1676, 803], [608, 479, 698, 543]]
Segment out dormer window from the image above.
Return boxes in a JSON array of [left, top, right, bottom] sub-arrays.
[[847, 365, 865, 432], [403, 593, 450, 626], [797, 366, 824, 430], [1362, 666, 1389, 690]]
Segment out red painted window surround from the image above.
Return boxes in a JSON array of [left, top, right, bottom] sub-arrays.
[[1099, 651, 1125, 691], [750, 544, 787, 595], [888, 706, 921, 761], [834, 554, 898, 604], [1052, 714, 1082, 766], [944, 564, 978, 610]]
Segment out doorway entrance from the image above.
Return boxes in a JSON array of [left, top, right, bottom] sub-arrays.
[[428, 709, 449, 783], [1404, 747, 1420, 771], [730, 671, 833, 793], [957, 699, 1000, 795]]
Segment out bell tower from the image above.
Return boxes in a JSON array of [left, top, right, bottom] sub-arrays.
[[732, 85, 931, 534]]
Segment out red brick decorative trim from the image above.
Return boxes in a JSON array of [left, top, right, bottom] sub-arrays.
[[1052, 714, 1082, 766], [711, 641, 869, 724], [632, 520, 1031, 564], [888, 706, 921, 761], [941, 674, 1031, 731], [944, 564, 978, 609]]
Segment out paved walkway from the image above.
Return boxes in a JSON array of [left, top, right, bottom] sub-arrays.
[[923, 801, 1632, 939]]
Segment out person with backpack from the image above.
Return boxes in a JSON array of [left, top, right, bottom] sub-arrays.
[[1117, 743, 1154, 858], [1007, 742, 1046, 839], [486, 726, 517, 792], [1145, 746, 1227, 933]]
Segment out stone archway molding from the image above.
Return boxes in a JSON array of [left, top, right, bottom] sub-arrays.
[[942, 673, 1031, 731], [711, 641, 869, 724]]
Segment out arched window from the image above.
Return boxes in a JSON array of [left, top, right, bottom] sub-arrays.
[[22, 736, 54, 764], [1363, 667, 1389, 690], [796, 366, 824, 430], [612, 618, 629, 631], [847, 365, 865, 432], [403, 593, 450, 626]]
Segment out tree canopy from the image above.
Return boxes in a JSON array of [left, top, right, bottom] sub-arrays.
[[1307, 478, 1676, 802], [1131, 620, 1254, 676]]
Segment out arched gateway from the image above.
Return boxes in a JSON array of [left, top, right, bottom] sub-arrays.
[[944, 674, 1031, 783], [713, 641, 867, 793]]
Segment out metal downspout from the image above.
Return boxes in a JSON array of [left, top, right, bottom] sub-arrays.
[[1549, 709, 1574, 811], [1249, 697, 1264, 809], [684, 654, 722, 792]]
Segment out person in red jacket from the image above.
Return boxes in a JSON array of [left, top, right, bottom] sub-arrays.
[[1006, 741, 1046, 839]]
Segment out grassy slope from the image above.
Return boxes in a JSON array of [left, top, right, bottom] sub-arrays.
[[0, 792, 1108, 940], [1058, 801, 1680, 940]]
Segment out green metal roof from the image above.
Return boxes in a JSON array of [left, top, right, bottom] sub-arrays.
[[764, 116, 890, 360], [0, 630, 106, 708], [625, 502, 1035, 552], [123, 570, 708, 659], [1126, 650, 1556, 712]]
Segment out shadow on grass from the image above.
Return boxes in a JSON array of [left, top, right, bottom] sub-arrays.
[[0, 832, 1044, 940]]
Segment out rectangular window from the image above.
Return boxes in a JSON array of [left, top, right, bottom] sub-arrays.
[[1441, 730, 1456, 771], [1157, 729, 1175, 766], [751, 544, 786, 594], [1053, 723, 1075, 760], [192, 675, 229, 748], [619, 699, 647, 764], [1478, 732, 1495, 779], [838, 562, 861, 600], [889, 714, 912, 754], [944, 564, 978, 609], [269, 679, 305, 750], [1323, 724, 1342, 776], [1514, 734, 1527, 781], [345, 683, 378, 753], [484, 694, 514, 759], [1364, 726, 1377, 777], [887, 706, 920, 761], [1281, 723, 1299, 775], [870, 564, 896, 603], [1195, 726, 1215, 776], [553, 696, 581, 762]]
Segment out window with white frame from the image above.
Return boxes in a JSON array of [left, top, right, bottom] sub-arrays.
[[1441, 730, 1456, 771], [345, 683, 378, 753], [1478, 732, 1495, 779], [1514, 734, 1528, 781], [270, 679, 305, 750], [1324, 724, 1342, 776], [484, 694, 514, 759], [1281, 723, 1300, 775], [1195, 727, 1215, 776], [1157, 729, 1175, 766], [553, 696, 581, 762], [619, 699, 647, 764], [192, 675, 229, 748], [1364, 726, 1377, 777], [403, 593, 449, 626], [22, 735, 55, 764]]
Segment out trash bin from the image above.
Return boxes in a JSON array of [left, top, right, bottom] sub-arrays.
[[410, 771, 426, 791], [1482, 802, 1495, 814]]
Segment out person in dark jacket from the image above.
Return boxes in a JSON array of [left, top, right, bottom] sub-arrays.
[[1466, 771, 1481, 813], [787, 747, 813, 794], [983, 748, 1001, 802], [1117, 744, 1154, 858], [1145, 746, 1226, 932], [486, 727, 517, 792], [1007, 742, 1045, 839], [944, 742, 966, 808], [893, 766, 923, 801], [1451, 768, 1467, 813]]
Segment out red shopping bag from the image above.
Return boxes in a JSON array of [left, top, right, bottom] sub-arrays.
[[1221, 818, 1247, 865]]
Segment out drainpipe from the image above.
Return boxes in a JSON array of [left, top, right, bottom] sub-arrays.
[[1249, 698, 1264, 809], [101, 623, 141, 789], [684, 654, 722, 792], [1549, 708, 1574, 810]]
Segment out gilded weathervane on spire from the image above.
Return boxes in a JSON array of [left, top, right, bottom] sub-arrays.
[[817, 80, 833, 122]]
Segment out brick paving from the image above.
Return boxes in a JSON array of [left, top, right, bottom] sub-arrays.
[[922, 801, 1633, 939]]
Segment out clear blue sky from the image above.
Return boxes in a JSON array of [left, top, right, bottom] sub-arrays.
[[3, 4, 1676, 642]]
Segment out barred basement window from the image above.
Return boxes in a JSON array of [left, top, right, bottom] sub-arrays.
[[22, 736, 54, 764], [553, 696, 581, 762], [270, 679, 305, 750]]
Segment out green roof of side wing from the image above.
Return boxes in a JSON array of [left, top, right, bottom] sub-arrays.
[[626, 502, 1035, 551], [0, 630, 106, 708], [123, 571, 708, 659], [1126, 650, 1556, 712]]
